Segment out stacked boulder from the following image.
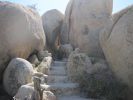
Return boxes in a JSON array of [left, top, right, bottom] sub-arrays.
[[0, 1, 46, 81], [3, 58, 34, 96], [0, 1, 56, 100]]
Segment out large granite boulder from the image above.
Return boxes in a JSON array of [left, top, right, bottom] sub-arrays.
[[100, 5, 133, 90], [0, 1, 45, 80], [3, 58, 34, 96], [61, 0, 113, 57], [42, 9, 64, 51]]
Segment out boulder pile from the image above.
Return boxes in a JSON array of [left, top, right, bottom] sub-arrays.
[[0, 0, 133, 100]]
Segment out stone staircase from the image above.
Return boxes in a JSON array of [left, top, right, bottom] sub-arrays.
[[47, 60, 90, 100]]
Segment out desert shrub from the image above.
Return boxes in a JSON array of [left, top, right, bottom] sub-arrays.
[[78, 66, 131, 100], [53, 49, 64, 60]]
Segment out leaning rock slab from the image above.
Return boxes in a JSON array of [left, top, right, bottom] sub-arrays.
[[100, 5, 133, 90], [3, 58, 34, 96], [0, 1, 45, 80], [61, 0, 113, 57]]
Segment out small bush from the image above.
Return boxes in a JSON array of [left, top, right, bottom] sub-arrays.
[[52, 49, 63, 60], [78, 67, 131, 100]]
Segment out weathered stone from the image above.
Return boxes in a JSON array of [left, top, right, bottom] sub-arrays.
[[43, 91, 56, 100], [61, 0, 113, 57], [100, 5, 133, 90], [0, 1, 45, 80], [33, 72, 48, 84], [14, 85, 34, 100], [42, 9, 64, 51], [3, 58, 34, 96], [14, 76, 56, 100], [59, 44, 73, 58]]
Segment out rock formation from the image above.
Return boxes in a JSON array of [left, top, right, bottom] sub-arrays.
[[3, 58, 34, 96], [42, 9, 64, 52], [0, 1, 46, 81], [100, 5, 133, 90], [14, 77, 56, 100], [61, 0, 113, 57]]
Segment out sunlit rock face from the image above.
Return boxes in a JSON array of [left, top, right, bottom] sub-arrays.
[[0, 1, 46, 81], [100, 5, 133, 90], [61, 0, 113, 58]]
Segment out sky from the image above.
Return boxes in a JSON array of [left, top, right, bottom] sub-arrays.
[[1, 0, 133, 15]]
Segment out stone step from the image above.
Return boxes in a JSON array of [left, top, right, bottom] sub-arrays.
[[48, 75, 68, 83], [50, 65, 66, 71], [49, 68, 67, 76], [58, 95, 92, 100], [50, 65, 66, 69], [53, 61, 67, 67], [48, 83, 79, 96]]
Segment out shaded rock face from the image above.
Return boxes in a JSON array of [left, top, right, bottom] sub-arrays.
[[0, 1, 45, 81], [42, 9, 64, 51], [100, 6, 133, 90], [61, 0, 113, 57], [3, 58, 34, 96]]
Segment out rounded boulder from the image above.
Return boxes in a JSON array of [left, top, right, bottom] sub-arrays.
[[3, 58, 34, 96]]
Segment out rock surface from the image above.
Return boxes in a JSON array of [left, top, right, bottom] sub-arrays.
[[37, 50, 52, 61], [43, 91, 57, 100], [100, 5, 133, 90], [37, 56, 52, 74], [42, 9, 64, 51], [14, 85, 56, 100], [0, 1, 45, 80], [61, 0, 113, 57], [28, 54, 40, 66], [14, 85, 34, 100], [3, 58, 34, 96]]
